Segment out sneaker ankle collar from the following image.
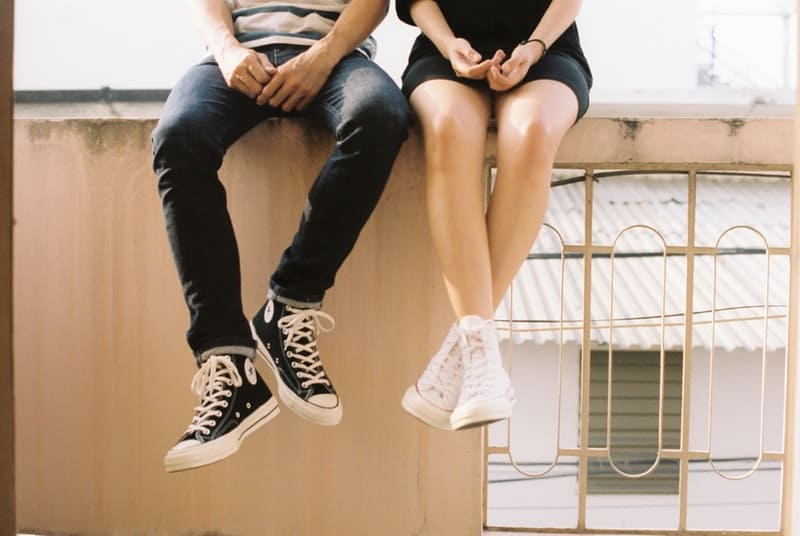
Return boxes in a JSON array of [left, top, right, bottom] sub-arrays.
[[267, 289, 322, 310], [458, 315, 492, 331], [198, 345, 256, 363]]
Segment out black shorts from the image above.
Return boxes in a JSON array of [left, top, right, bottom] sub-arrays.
[[401, 50, 592, 120]]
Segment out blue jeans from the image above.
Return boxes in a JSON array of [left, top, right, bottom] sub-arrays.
[[152, 46, 410, 356]]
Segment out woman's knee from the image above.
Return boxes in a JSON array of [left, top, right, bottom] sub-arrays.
[[510, 115, 565, 158], [420, 109, 487, 159]]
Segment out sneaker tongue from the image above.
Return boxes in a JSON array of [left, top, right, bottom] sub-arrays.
[[288, 326, 318, 364], [293, 319, 314, 343], [459, 315, 488, 331], [295, 334, 314, 355]]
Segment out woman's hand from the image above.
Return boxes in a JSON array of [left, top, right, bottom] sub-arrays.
[[487, 41, 542, 91], [446, 38, 504, 80]]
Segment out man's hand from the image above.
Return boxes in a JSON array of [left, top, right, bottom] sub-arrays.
[[217, 42, 277, 99], [257, 44, 338, 111], [446, 38, 504, 80], [487, 42, 541, 92]]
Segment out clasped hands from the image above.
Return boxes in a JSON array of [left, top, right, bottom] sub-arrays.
[[447, 37, 541, 91], [219, 43, 335, 112]]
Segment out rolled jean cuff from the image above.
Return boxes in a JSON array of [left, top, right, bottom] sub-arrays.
[[268, 285, 323, 309], [195, 342, 256, 363]]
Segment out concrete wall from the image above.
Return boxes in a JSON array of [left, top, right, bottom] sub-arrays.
[[12, 116, 793, 535], [12, 118, 479, 535], [1, 1, 15, 535]]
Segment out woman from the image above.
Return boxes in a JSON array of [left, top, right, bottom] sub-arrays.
[[397, 0, 592, 430]]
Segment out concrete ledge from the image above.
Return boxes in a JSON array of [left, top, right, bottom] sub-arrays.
[[14, 114, 794, 166], [11, 116, 793, 536], [552, 117, 793, 167]]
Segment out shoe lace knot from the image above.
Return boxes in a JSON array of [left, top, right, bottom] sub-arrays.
[[186, 355, 242, 436], [278, 306, 336, 388]]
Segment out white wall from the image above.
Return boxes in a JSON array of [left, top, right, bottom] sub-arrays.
[[14, 0, 206, 90], [577, 0, 698, 92], [13, 0, 794, 99], [487, 341, 786, 531]]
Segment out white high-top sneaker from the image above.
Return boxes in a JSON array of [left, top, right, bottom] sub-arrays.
[[450, 315, 515, 430], [401, 324, 464, 430]]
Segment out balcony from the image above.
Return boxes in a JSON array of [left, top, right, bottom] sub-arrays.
[[10, 112, 797, 535]]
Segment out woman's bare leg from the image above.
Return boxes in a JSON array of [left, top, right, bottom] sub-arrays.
[[409, 80, 494, 319], [487, 80, 579, 307]]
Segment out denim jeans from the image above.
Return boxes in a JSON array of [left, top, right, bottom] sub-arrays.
[[152, 46, 410, 356]]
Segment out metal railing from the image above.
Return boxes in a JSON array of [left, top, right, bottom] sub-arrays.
[[483, 163, 793, 534]]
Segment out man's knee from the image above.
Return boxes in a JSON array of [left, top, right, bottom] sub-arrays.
[[151, 111, 224, 176], [341, 87, 410, 147]]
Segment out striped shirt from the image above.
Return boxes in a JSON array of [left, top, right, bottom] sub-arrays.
[[225, 1, 377, 58]]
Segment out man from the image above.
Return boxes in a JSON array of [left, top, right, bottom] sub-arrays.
[[152, 0, 409, 473]]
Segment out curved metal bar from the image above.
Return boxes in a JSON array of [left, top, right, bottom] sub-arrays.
[[707, 225, 771, 480], [506, 223, 567, 478], [607, 224, 669, 479]]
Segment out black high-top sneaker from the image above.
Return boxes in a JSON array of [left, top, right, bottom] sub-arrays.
[[164, 354, 279, 473], [250, 298, 342, 425]]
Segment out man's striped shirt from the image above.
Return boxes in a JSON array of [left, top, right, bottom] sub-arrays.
[[225, 1, 377, 58]]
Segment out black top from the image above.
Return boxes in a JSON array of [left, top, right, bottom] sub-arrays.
[[396, 0, 591, 77]]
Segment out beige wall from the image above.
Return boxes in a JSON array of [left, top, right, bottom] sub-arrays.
[[1, 1, 14, 535], [13, 118, 480, 536], [12, 116, 793, 535]]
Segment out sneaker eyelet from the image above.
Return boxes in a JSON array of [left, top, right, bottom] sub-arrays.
[[301, 382, 309, 388], [209, 421, 216, 427]]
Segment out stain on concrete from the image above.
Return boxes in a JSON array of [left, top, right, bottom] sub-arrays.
[[21, 118, 157, 156], [73, 119, 153, 155], [722, 118, 746, 137], [618, 118, 642, 140], [24, 119, 58, 144]]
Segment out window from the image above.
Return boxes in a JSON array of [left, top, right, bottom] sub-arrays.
[[587, 349, 683, 494]]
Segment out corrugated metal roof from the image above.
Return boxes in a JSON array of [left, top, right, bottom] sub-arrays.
[[496, 174, 790, 351]]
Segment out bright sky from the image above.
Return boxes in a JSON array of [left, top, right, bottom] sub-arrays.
[[13, 0, 797, 95]]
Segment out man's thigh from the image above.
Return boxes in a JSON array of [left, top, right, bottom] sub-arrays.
[[158, 58, 279, 150], [309, 52, 407, 131]]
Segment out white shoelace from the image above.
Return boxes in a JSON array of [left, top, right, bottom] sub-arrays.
[[420, 328, 463, 402], [459, 327, 506, 400], [278, 306, 335, 388], [185, 355, 243, 436]]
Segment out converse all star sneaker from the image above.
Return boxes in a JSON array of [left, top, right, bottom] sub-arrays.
[[164, 353, 279, 473], [401, 323, 464, 430], [450, 315, 515, 430], [250, 298, 342, 426]]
